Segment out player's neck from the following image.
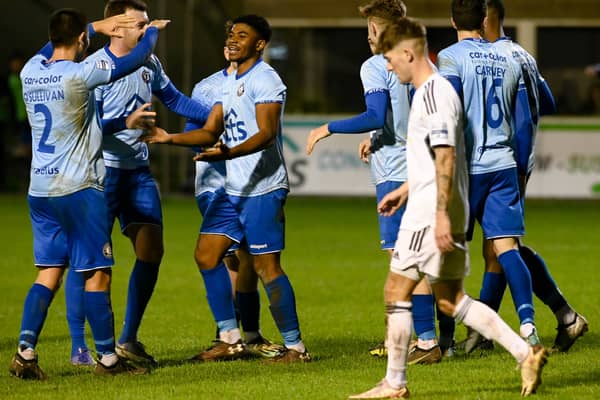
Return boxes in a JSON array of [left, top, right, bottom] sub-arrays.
[[411, 58, 435, 89], [457, 30, 483, 42], [108, 41, 133, 58], [236, 55, 261, 76], [48, 46, 78, 63]]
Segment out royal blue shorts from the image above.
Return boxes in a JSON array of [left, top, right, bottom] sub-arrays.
[[196, 190, 240, 253], [200, 188, 287, 255], [375, 181, 406, 250], [28, 188, 114, 271], [468, 168, 524, 241], [104, 166, 163, 233]]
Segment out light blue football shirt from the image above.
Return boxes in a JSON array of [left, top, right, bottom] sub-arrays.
[[89, 50, 170, 169], [190, 68, 228, 196], [22, 51, 113, 197], [217, 59, 288, 197], [438, 38, 523, 174], [493, 37, 545, 173], [360, 54, 410, 184]]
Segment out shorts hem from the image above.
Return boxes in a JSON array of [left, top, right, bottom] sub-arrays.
[[200, 231, 242, 244]]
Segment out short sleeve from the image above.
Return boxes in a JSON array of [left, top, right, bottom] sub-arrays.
[[425, 81, 462, 148], [80, 51, 114, 90], [437, 48, 461, 79], [251, 69, 286, 104], [360, 57, 389, 96]]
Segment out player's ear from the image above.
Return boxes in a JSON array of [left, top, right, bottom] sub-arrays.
[[482, 16, 488, 33], [450, 18, 457, 30], [256, 39, 266, 52]]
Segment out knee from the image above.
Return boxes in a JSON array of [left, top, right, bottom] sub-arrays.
[[194, 248, 219, 270], [436, 298, 455, 318]]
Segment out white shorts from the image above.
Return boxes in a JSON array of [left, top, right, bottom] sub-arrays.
[[390, 226, 469, 283]]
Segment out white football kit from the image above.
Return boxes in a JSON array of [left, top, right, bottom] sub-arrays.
[[390, 73, 470, 282]]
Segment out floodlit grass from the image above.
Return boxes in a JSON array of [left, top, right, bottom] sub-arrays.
[[0, 195, 598, 399]]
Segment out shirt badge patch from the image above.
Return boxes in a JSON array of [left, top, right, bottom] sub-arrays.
[[237, 83, 245, 97], [95, 59, 110, 71]]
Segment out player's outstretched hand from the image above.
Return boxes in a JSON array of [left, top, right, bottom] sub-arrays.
[[435, 211, 454, 253], [306, 123, 331, 155], [93, 14, 137, 38], [358, 138, 371, 163], [148, 19, 171, 31], [126, 103, 156, 130], [193, 142, 230, 162], [141, 126, 171, 144], [377, 184, 408, 217]]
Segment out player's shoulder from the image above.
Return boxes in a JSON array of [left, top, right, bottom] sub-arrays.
[[247, 59, 285, 88], [83, 47, 114, 72], [361, 54, 385, 70], [418, 74, 461, 110], [192, 69, 228, 97]]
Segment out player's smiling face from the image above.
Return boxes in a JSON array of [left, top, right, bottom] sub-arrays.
[[226, 23, 265, 63], [123, 8, 150, 50]]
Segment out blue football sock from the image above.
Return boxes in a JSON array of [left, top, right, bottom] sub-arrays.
[[119, 259, 160, 344], [236, 290, 260, 333], [84, 291, 115, 356], [264, 275, 301, 347], [200, 262, 237, 332], [19, 283, 54, 350], [65, 268, 87, 355], [498, 249, 535, 326], [412, 294, 436, 340], [436, 303, 455, 348], [520, 245, 568, 313], [479, 271, 507, 311]]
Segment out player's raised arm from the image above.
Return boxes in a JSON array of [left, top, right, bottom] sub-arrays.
[[92, 13, 137, 38], [306, 123, 330, 155]]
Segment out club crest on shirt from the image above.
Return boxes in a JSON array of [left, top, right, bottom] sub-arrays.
[[141, 70, 151, 83], [102, 243, 113, 259], [237, 83, 245, 97]]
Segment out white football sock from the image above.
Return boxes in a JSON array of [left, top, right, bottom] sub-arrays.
[[454, 295, 529, 363], [384, 301, 412, 389], [416, 338, 438, 350], [99, 352, 118, 367], [18, 347, 36, 361], [219, 328, 242, 344], [520, 322, 536, 338], [286, 341, 306, 353], [555, 305, 577, 326]]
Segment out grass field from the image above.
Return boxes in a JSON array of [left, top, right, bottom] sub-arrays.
[[0, 195, 598, 399]]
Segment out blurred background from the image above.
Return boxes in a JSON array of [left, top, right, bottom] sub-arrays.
[[1, 0, 599, 197]]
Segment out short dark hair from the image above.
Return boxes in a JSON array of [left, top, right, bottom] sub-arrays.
[[232, 14, 271, 43], [104, 0, 147, 18], [359, 0, 407, 20], [451, 0, 486, 31], [486, 0, 505, 22], [376, 17, 427, 54], [49, 8, 88, 47]]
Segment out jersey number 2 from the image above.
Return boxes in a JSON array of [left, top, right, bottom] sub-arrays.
[[35, 104, 55, 154]]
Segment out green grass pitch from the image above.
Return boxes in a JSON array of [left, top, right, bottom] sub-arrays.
[[0, 195, 598, 399]]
